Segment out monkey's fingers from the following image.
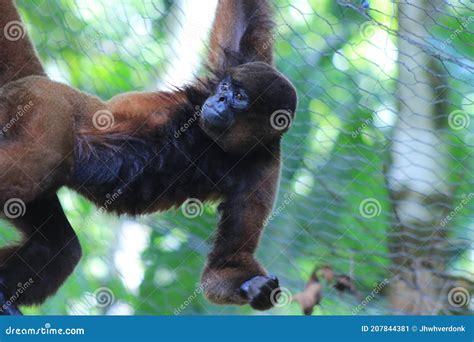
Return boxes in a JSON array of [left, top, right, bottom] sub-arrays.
[[240, 275, 280, 311]]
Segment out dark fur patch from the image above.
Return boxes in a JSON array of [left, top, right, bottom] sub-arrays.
[[73, 134, 158, 190]]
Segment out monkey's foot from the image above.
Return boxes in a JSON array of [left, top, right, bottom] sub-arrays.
[[0, 292, 22, 315], [240, 275, 280, 310]]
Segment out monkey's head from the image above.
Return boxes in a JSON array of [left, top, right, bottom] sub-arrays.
[[200, 62, 297, 153]]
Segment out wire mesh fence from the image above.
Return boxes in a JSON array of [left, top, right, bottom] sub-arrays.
[[2, 0, 472, 315]]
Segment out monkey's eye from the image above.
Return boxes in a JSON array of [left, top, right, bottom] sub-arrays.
[[231, 90, 249, 110]]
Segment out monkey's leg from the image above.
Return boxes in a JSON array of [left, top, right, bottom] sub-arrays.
[[0, 0, 46, 87], [0, 194, 82, 315], [201, 166, 281, 310]]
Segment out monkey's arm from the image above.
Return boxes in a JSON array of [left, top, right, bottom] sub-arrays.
[[77, 0, 276, 136], [0, 0, 45, 87], [202, 159, 281, 310], [208, 0, 274, 72]]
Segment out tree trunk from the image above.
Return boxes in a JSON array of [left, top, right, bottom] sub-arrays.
[[387, 0, 450, 314]]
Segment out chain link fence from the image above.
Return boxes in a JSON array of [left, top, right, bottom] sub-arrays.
[[2, 0, 471, 315]]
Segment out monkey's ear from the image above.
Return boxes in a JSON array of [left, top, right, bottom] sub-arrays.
[[207, 0, 274, 74]]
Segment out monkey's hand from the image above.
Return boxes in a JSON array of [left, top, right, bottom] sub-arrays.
[[202, 251, 281, 311], [240, 275, 280, 311]]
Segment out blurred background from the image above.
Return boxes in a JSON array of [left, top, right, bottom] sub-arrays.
[[1, 0, 472, 315]]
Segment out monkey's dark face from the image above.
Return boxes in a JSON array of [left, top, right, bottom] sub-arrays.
[[200, 62, 297, 153], [201, 77, 250, 130]]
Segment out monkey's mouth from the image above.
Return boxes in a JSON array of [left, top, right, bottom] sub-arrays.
[[201, 106, 234, 130]]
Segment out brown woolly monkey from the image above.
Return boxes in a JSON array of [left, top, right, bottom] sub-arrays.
[[0, 0, 297, 314]]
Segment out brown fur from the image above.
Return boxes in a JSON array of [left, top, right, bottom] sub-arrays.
[[208, 0, 273, 70], [0, 0, 297, 313], [202, 161, 280, 305], [0, 0, 45, 86]]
